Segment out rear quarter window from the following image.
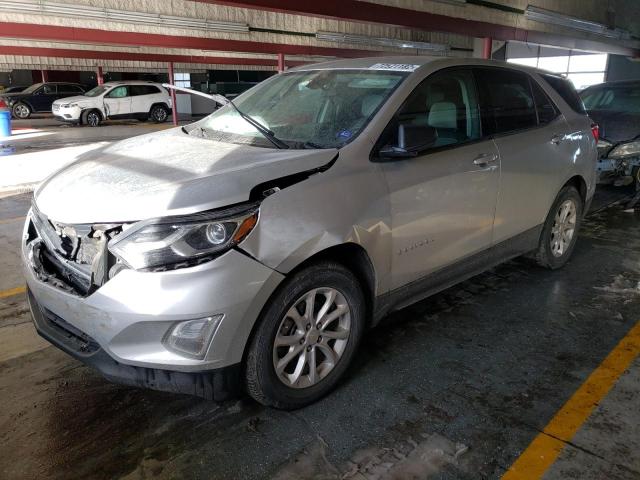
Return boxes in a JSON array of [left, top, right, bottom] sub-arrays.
[[542, 74, 586, 114]]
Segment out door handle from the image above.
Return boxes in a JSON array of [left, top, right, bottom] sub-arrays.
[[473, 153, 498, 167], [551, 134, 564, 145]]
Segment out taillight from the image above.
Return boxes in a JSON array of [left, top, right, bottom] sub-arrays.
[[591, 123, 599, 142]]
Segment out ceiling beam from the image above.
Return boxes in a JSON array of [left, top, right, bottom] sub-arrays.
[[197, 0, 639, 56], [0, 22, 386, 58], [0, 45, 311, 68]]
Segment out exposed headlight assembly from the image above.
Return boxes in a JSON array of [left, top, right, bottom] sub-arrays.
[[109, 203, 259, 270], [608, 140, 640, 159]]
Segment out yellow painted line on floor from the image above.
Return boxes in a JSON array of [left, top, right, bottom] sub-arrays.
[[0, 216, 25, 225], [0, 286, 26, 299], [502, 320, 640, 480]]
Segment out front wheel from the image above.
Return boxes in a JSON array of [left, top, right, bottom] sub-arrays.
[[534, 185, 583, 269], [245, 262, 365, 409], [83, 110, 102, 127]]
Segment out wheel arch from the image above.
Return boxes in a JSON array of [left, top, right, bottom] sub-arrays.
[[562, 174, 588, 205], [149, 102, 170, 112]]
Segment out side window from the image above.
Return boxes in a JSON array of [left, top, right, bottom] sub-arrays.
[[475, 68, 538, 135], [542, 74, 586, 114], [42, 84, 57, 94], [530, 79, 559, 125], [107, 86, 128, 98], [130, 85, 159, 96], [379, 68, 481, 154]]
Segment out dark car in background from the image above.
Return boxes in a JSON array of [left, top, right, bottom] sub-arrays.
[[0, 82, 87, 119], [0, 85, 28, 94], [580, 80, 640, 186]]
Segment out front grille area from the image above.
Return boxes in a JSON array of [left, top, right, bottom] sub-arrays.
[[26, 206, 123, 297]]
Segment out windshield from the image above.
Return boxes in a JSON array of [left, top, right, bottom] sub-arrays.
[[84, 85, 110, 97], [197, 69, 407, 148], [22, 83, 43, 94], [581, 84, 640, 114]]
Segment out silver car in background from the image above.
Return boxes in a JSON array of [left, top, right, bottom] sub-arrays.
[[23, 57, 597, 409]]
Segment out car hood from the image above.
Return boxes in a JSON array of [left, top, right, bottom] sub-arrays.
[[588, 109, 640, 144], [35, 128, 338, 224], [53, 95, 89, 105]]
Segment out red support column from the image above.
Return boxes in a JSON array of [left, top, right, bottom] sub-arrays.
[[97, 66, 104, 85], [277, 53, 285, 73], [40, 69, 48, 82], [482, 37, 492, 60], [168, 62, 178, 126]]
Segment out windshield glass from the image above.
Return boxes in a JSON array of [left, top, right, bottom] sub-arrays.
[[22, 83, 43, 94], [84, 85, 110, 97], [197, 69, 407, 148], [581, 84, 640, 113]]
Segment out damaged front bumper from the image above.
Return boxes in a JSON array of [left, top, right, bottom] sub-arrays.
[[22, 210, 285, 398]]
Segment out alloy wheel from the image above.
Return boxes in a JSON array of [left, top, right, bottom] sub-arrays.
[[13, 104, 30, 119], [153, 107, 167, 122], [550, 199, 577, 257], [272, 287, 351, 389], [87, 112, 100, 127]]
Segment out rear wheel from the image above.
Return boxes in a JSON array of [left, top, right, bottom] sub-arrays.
[[150, 105, 169, 123], [534, 186, 583, 269], [12, 102, 31, 119], [245, 262, 365, 409]]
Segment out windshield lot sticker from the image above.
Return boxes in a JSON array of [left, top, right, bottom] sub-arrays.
[[337, 129, 353, 140], [369, 63, 420, 72]]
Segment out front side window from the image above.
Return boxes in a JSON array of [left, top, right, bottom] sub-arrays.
[[377, 68, 481, 155], [197, 69, 407, 149], [42, 84, 57, 94], [107, 86, 128, 98], [475, 68, 537, 135]]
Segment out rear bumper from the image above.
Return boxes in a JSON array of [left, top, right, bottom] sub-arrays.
[[28, 287, 242, 400]]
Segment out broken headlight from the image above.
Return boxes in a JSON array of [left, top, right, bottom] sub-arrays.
[[108, 204, 258, 270], [609, 140, 640, 159]]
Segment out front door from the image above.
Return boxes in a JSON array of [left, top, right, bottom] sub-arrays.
[[378, 68, 500, 289], [103, 85, 132, 118], [33, 84, 59, 112]]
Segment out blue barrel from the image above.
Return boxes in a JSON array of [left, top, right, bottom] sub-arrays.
[[0, 110, 11, 138]]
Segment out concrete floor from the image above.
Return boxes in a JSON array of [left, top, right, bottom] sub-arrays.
[[0, 128, 639, 478]]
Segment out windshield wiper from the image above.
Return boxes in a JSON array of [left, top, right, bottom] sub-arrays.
[[225, 100, 289, 149], [163, 83, 289, 149]]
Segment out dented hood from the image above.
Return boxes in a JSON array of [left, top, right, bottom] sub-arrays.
[[35, 128, 337, 224]]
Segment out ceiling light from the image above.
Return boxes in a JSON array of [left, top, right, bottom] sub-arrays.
[[316, 32, 450, 53], [524, 5, 630, 40], [0, 0, 249, 33]]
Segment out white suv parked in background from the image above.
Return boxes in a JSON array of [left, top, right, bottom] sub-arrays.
[[52, 81, 172, 126]]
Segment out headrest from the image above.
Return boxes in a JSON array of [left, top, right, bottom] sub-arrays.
[[428, 102, 457, 129]]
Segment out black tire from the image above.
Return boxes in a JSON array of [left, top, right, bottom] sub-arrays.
[[83, 109, 102, 127], [150, 105, 169, 123], [245, 262, 365, 409], [12, 102, 31, 119], [534, 185, 583, 270]]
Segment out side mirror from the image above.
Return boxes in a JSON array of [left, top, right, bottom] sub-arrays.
[[378, 124, 437, 160]]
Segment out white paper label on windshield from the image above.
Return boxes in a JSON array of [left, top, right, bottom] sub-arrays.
[[369, 63, 420, 72]]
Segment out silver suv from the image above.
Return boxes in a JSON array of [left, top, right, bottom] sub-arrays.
[[23, 57, 597, 409]]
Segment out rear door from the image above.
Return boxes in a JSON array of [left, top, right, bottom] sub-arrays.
[[377, 67, 500, 289], [130, 85, 159, 114], [474, 67, 573, 244], [103, 85, 132, 117]]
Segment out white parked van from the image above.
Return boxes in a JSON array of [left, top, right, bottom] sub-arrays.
[[52, 81, 172, 126]]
